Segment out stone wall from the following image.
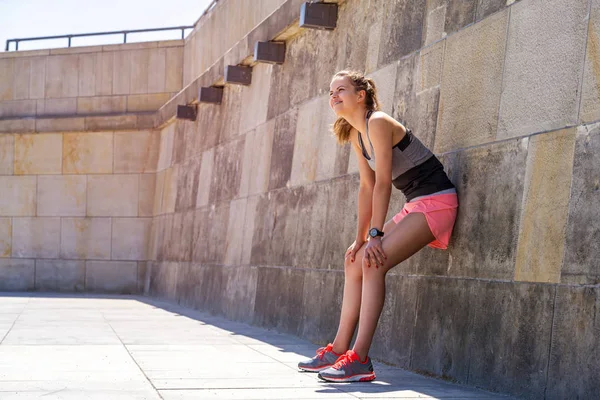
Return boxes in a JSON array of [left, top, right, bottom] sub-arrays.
[[146, 0, 600, 398], [0, 129, 158, 292], [0, 41, 183, 119]]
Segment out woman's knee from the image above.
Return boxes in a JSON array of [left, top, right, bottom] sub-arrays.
[[361, 257, 386, 278], [344, 256, 363, 280]]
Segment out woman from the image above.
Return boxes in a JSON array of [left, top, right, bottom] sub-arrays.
[[298, 71, 458, 382]]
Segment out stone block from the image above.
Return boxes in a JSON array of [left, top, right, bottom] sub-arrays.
[[175, 157, 201, 212], [546, 285, 600, 399], [196, 149, 214, 208], [0, 58, 14, 101], [12, 217, 60, 258], [85, 260, 138, 293], [368, 62, 398, 116], [29, 56, 46, 99], [148, 48, 166, 93], [76, 96, 127, 115], [34, 260, 85, 292], [562, 123, 600, 284], [0, 259, 34, 291], [435, 9, 508, 153], [165, 47, 183, 92], [114, 130, 159, 174], [209, 138, 244, 204], [78, 53, 96, 97], [62, 132, 113, 174], [469, 280, 555, 398], [35, 117, 85, 132], [239, 63, 272, 133], [138, 173, 156, 217], [84, 115, 137, 131], [157, 123, 174, 171], [152, 170, 165, 216], [95, 52, 113, 96], [424, 3, 447, 46], [0, 135, 14, 174], [0, 119, 35, 133], [411, 277, 474, 383], [476, 0, 506, 21], [0, 218, 11, 258], [191, 204, 230, 264], [130, 49, 150, 94], [161, 165, 178, 214], [444, 0, 477, 34], [378, 0, 426, 67], [240, 195, 259, 265], [137, 261, 149, 294], [497, 0, 589, 139], [291, 183, 329, 269], [11, 58, 32, 98], [112, 51, 131, 95], [253, 267, 305, 336], [219, 85, 243, 143], [515, 129, 576, 283], [300, 269, 344, 344], [268, 109, 298, 190], [60, 217, 111, 260], [36, 98, 78, 116], [14, 133, 62, 175], [239, 121, 275, 197], [220, 265, 258, 324], [37, 175, 86, 217], [112, 218, 151, 261], [45, 55, 79, 98], [87, 175, 139, 217], [0, 100, 37, 118], [447, 139, 528, 279], [580, 0, 600, 123], [126, 93, 172, 113], [0, 176, 36, 216], [223, 198, 246, 266]]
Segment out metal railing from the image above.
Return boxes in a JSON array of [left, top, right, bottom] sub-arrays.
[[5, 25, 195, 51]]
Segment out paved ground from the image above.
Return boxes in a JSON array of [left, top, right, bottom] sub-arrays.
[[0, 293, 513, 399]]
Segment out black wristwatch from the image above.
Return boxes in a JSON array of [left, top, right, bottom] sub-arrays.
[[368, 228, 384, 239]]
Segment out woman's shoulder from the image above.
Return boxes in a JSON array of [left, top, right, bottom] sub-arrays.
[[368, 111, 407, 132]]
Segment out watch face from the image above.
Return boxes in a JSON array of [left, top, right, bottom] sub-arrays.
[[369, 228, 377, 237]]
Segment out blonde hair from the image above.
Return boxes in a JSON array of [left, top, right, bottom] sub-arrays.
[[331, 70, 380, 144]]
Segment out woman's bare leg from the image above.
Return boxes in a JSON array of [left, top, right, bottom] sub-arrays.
[[352, 212, 435, 361], [331, 220, 398, 355]]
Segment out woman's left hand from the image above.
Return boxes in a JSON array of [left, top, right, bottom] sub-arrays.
[[364, 237, 386, 268]]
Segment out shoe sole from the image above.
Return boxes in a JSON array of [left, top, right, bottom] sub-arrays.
[[317, 372, 376, 382], [298, 364, 333, 372]]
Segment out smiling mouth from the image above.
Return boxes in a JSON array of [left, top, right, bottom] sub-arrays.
[[333, 101, 342, 106]]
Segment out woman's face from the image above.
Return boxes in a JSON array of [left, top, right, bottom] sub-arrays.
[[329, 76, 362, 116]]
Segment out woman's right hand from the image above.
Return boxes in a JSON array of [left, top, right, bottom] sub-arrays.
[[345, 239, 366, 263]]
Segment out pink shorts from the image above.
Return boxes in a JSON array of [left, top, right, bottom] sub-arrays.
[[392, 193, 458, 249]]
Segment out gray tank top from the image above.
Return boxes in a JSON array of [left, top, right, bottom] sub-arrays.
[[358, 111, 433, 179]]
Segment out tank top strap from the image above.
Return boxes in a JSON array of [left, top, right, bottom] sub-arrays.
[[364, 110, 375, 160]]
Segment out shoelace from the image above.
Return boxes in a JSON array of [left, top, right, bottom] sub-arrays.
[[315, 344, 333, 360], [332, 352, 353, 369]]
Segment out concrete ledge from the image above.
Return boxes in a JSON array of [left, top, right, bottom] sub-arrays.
[[0, 112, 157, 133]]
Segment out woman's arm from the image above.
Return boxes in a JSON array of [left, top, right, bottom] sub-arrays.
[[351, 130, 376, 243], [366, 115, 393, 232]]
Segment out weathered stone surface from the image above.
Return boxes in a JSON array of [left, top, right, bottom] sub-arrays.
[[0, 119, 35, 133], [14, 133, 62, 175], [515, 129, 576, 283], [138, 173, 156, 217], [78, 53, 96, 97], [411, 276, 473, 383], [580, 0, 600, 123], [192, 204, 230, 264], [239, 64, 272, 134], [220, 265, 258, 324], [219, 85, 243, 143], [0, 218, 11, 258], [84, 115, 137, 131], [254, 266, 305, 336], [370, 275, 418, 369], [166, 211, 194, 262], [114, 130, 158, 174], [224, 198, 246, 266], [112, 218, 151, 261], [37, 175, 86, 217], [148, 261, 180, 301], [175, 157, 201, 212], [300, 269, 344, 344], [130, 49, 150, 95], [60, 217, 111, 260], [562, 123, 600, 284], [37, 98, 78, 116], [36, 117, 85, 132], [250, 189, 302, 266], [435, 9, 508, 153], [468, 281, 555, 399], [497, 0, 589, 139], [152, 170, 165, 216], [0, 135, 14, 175], [85, 260, 138, 293], [444, 0, 477, 34], [157, 123, 174, 171], [34, 260, 85, 292], [0, 58, 14, 101], [165, 46, 183, 92], [0, 259, 34, 291], [148, 48, 167, 93], [423, 2, 446, 46], [378, 0, 426, 67], [209, 137, 244, 204], [476, 0, 506, 21], [112, 51, 131, 95], [87, 175, 139, 217], [268, 108, 298, 190], [94, 52, 113, 96], [0, 176, 36, 216], [546, 285, 600, 400], [161, 165, 178, 215], [239, 121, 275, 198], [195, 103, 222, 154], [0, 100, 36, 118], [127, 93, 172, 113], [240, 195, 259, 265], [196, 149, 213, 208], [63, 132, 113, 174], [291, 183, 329, 269], [76, 96, 127, 115], [45, 55, 78, 98], [446, 139, 527, 279], [12, 217, 60, 258]]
